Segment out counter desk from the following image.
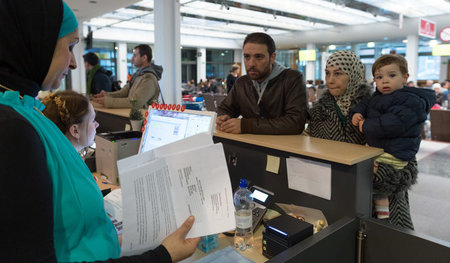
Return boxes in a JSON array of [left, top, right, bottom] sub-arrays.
[[90, 105, 449, 261], [212, 131, 449, 262], [213, 131, 382, 224], [93, 103, 146, 133]]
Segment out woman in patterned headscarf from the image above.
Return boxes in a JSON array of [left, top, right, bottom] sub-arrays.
[[307, 50, 418, 230], [307, 50, 371, 143]]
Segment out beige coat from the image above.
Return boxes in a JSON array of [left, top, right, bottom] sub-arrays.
[[104, 71, 159, 109]]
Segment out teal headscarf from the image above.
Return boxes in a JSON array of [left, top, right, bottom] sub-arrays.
[[58, 1, 78, 38]]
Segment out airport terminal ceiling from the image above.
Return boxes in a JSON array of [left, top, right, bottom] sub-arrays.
[[67, 0, 450, 48]]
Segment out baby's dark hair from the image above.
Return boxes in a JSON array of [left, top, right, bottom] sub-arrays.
[[42, 90, 90, 134], [372, 54, 408, 76]]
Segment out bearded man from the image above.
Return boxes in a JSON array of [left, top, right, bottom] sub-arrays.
[[216, 32, 307, 134]]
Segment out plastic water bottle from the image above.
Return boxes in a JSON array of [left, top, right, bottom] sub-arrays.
[[234, 179, 254, 251]]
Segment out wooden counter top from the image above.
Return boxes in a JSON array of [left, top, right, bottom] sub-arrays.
[[91, 102, 382, 165], [214, 131, 383, 165], [93, 172, 120, 191]]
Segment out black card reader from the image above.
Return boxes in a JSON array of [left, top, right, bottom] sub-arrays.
[[249, 185, 274, 233]]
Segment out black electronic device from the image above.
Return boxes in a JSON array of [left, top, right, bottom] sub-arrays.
[[262, 214, 314, 258], [249, 185, 274, 233]]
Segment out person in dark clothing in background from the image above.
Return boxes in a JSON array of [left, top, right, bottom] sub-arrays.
[[111, 79, 122, 91], [226, 64, 240, 94], [83, 52, 112, 95]]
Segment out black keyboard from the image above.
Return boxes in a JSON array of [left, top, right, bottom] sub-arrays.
[[252, 206, 267, 232]]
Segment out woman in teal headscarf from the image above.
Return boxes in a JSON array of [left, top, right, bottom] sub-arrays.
[[0, 1, 199, 262]]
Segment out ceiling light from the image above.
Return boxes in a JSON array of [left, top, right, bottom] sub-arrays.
[[402, 39, 408, 43], [367, 42, 375, 48], [181, 2, 331, 31], [232, 0, 390, 25], [329, 45, 336, 50]]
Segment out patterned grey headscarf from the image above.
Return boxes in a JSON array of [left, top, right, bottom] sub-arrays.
[[326, 50, 365, 115]]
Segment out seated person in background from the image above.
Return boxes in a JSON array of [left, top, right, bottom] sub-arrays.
[[200, 78, 219, 94], [442, 79, 450, 102], [111, 80, 122, 91], [307, 84, 316, 105], [42, 90, 98, 156], [315, 79, 326, 100], [432, 82, 445, 106], [83, 52, 112, 96], [406, 80, 415, 87], [424, 79, 434, 90], [216, 32, 307, 134], [215, 78, 225, 94], [93, 44, 162, 109], [351, 54, 435, 223], [182, 80, 194, 95]]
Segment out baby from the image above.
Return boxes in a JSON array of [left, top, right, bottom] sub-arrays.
[[351, 54, 435, 220]]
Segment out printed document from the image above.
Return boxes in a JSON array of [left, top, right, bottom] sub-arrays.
[[286, 157, 332, 200], [118, 141, 235, 256]]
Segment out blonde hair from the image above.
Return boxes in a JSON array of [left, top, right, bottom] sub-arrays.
[[42, 90, 90, 134]]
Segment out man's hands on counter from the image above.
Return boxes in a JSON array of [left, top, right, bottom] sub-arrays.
[[216, 115, 242, 134]]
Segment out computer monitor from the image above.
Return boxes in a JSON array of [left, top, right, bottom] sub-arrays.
[[139, 108, 216, 153]]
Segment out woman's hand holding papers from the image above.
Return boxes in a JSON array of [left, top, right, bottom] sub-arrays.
[[162, 216, 201, 262]]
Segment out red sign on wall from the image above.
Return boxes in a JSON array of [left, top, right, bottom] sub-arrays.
[[419, 18, 436, 39]]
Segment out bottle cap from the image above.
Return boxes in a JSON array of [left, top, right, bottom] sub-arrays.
[[239, 178, 248, 188]]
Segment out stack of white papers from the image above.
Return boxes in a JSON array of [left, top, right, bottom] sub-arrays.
[[117, 133, 236, 256]]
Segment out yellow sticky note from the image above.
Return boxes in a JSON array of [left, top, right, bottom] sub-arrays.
[[266, 155, 280, 174]]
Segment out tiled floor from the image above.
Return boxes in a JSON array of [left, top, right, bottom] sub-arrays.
[[410, 140, 450, 242]]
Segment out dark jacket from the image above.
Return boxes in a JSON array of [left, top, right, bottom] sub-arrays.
[[226, 73, 238, 93], [352, 86, 436, 161], [217, 68, 307, 134], [91, 67, 112, 95]]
